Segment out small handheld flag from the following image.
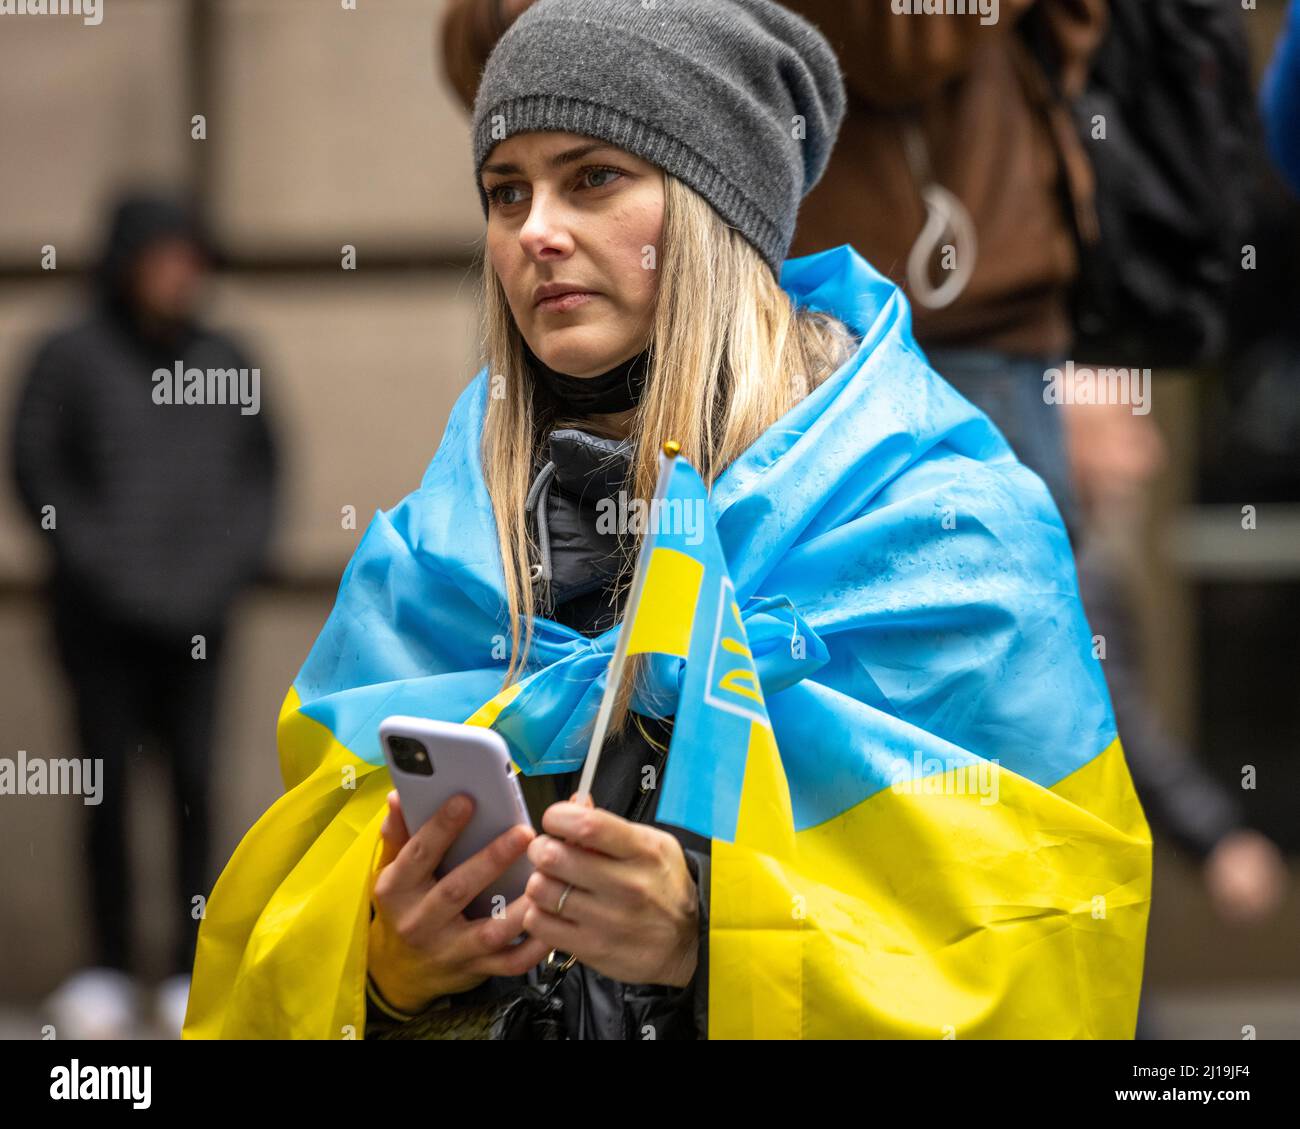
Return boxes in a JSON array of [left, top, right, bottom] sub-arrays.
[[574, 439, 683, 801]]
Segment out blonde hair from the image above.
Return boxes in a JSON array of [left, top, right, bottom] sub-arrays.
[[477, 171, 858, 733]]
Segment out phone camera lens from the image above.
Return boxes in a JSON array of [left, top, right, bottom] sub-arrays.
[[388, 735, 433, 776]]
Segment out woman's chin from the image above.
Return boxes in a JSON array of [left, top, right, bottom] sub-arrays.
[[531, 337, 623, 378]]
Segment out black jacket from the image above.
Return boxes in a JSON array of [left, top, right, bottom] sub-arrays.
[[367, 428, 710, 1039], [8, 194, 279, 640]]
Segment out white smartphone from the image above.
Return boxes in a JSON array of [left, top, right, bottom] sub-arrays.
[[378, 715, 535, 921]]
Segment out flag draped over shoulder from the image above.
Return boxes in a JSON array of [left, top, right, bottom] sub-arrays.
[[183, 244, 1151, 1040]]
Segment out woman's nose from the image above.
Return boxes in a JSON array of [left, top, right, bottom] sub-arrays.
[[519, 190, 575, 259]]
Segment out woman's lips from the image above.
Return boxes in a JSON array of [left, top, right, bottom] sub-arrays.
[[536, 291, 597, 313]]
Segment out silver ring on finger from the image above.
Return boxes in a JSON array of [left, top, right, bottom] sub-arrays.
[[556, 882, 574, 916]]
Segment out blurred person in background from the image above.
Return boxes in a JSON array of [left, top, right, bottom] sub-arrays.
[[1063, 401, 1288, 927], [8, 191, 280, 1038], [784, 0, 1107, 536], [1262, 0, 1300, 197]]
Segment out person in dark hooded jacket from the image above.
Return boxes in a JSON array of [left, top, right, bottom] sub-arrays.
[[9, 190, 279, 1037]]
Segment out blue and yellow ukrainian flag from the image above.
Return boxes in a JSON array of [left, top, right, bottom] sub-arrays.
[[183, 244, 1151, 1039]]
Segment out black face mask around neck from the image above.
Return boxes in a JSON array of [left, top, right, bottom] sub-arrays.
[[522, 340, 649, 414]]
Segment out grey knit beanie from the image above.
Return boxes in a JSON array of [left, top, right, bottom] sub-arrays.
[[470, 0, 846, 275]]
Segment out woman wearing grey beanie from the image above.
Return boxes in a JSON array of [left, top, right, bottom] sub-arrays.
[[285, 0, 1152, 1045], [368, 0, 859, 1039], [186, 0, 1150, 1044]]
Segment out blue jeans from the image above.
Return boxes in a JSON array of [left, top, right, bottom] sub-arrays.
[[925, 347, 1080, 538]]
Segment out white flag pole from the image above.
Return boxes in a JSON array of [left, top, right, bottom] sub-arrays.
[[574, 440, 681, 801]]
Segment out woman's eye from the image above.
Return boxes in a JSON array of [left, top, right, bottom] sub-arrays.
[[486, 184, 524, 208], [582, 167, 622, 190]]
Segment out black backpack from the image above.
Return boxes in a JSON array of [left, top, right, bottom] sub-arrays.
[[1030, 0, 1260, 367]]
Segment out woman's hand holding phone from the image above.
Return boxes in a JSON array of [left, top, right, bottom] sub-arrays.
[[367, 789, 553, 1015]]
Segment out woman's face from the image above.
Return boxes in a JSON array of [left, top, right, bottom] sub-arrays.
[[482, 131, 664, 378]]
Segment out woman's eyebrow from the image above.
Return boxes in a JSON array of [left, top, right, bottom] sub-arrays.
[[481, 143, 617, 178]]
